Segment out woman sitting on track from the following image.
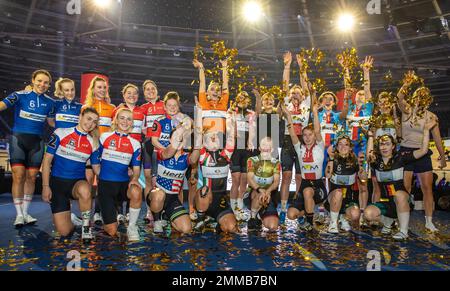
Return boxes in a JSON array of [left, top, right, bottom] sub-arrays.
[[147, 113, 201, 235], [363, 116, 437, 240]]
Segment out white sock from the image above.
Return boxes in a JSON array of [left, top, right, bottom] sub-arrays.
[[398, 212, 410, 235], [128, 208, 140, 226], [237, 198, 244, 210], [81, 211, 91, 227], [14, 198, 23, 217], [330, 212, 339, 224], [381, 216, 394, 228], [425, 216, 433, 226], [22, 194, 33, 217], [230, 199, 237, 211], [281, 200, 288, 212]]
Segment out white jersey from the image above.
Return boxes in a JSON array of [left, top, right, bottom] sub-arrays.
[[294, 140, 325, 180]]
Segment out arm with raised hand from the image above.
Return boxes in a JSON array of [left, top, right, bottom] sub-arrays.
[[397, 71, 415, 114], [283, 52, 292, 93], [220, 59, 229, 94], [296, 53, 310, 97], [312, 102, 322, 142], [193, 59, 206, 96], [337, 55, 351, 89], [254, 88, 262, 115], [339, 88, 353, 121], [362, 56, 374, 102], [280, 103, 299, 145]]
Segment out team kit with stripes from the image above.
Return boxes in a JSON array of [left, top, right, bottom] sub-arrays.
[[0, 55, 445, 243]]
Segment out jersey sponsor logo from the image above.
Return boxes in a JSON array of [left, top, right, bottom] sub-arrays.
[[56, 146, 91, 163], [102, 149, 133, 165], [19, 110, 47, 122], [157, 166, 186, 180], [254, 175, 274, 186], [330, 173, 356, 186], [160, 133, 170, 141], [375, 168, 403, 183], [56, 114, 79, 123], [302, 164, 321, 171], [202, 165, 229, 179], [202, 110, 227, 119]]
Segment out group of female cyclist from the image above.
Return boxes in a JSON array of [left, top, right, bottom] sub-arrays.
[[0, 52, 446, 242]]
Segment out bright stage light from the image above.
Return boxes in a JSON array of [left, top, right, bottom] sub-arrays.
[[242, 1, 263, 23], [337, 13, 355, 32], [94, 0, 112, 9]]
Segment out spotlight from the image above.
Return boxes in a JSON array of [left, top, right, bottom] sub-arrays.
[[242, 1, 263, 23], [173, 49, 181, 57], [337, 13, 355, 32], [94, 0, 112, 9]]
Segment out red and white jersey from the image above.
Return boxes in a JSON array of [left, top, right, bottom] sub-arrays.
[[284, 95, 311, 136], [112, 104, 146, 142], [294, 140, 325, 180], [141, 100, 165, 138]]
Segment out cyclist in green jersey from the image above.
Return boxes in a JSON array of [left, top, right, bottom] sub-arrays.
[[245, 137, 281, 231]]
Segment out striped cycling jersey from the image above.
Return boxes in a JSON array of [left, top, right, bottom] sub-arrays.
[[46, 127, 100, 179], [98, 131, 141, 182]]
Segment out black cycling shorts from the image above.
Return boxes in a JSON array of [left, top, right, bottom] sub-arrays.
[[9, 133, 44, 169], [50, 177, 85, 214], [98, 180, 129, 225], [280, 136, 301, 173]]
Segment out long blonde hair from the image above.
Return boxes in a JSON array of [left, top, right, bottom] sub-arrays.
[[111, 107, 133, 133], [54, 78, 75, 99], [84, 76, 110, 107]]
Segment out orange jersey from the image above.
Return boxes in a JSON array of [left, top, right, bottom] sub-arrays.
[[85, 99, 115, 135], [199, 91, 229, 133]]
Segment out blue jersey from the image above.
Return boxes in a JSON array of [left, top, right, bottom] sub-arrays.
[[2, 90, 55, 135], [98, 131, 141, 182], [317, 109, 344, 148], [156, 150, 190, 195], [149, 115, 181, 148], [46, 127, 100, 180], [54, 99, 82, 129]]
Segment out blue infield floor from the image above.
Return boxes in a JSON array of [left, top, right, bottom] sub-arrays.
[[0, 193, 449, 271]]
